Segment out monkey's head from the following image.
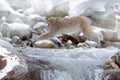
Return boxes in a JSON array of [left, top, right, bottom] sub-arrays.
[[47, 17, 61, 26]]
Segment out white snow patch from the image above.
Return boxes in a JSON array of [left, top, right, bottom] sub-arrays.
[[0, 46, 20, 79], [0, 0, 14, 12], [1, 22, 32, 38]]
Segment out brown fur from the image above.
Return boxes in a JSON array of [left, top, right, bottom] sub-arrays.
[[32, 16, 120, 43]]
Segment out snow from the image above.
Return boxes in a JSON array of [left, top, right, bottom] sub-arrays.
[[30, 0, 53, 14], [1, 22, 32, 38], [0, 0, 25, 18], [0, 0, 14, 12], [1, 0, 119, 17], [69, 0, 106, 16], [69, 0, 120, 16], [0, 46, 20, 79], [2, 22, 30, 30]]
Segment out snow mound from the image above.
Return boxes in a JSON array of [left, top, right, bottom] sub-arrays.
[[0, 46, 20, 79]]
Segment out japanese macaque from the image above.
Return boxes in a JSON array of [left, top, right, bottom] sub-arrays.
[[32, 16, 120, 45]]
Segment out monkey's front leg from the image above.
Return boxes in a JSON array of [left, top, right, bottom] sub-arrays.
[[31, 31, 57, 42]]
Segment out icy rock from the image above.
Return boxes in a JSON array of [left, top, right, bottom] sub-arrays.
[[49, 0, 69, 17], [22, 8, 35, 16], [102, 69, 120, 80], [77, 43, 88, 48], [111, 51, 120, 67], [85, 40, 98, 48], [69, 0, 119, 29], [0, 0, 25, 23], [27, 14, 46, 22], [0, 11, 10, 18], [69, 0, 120, 16], [1, 22, 32, 40], [50, 37, 65, 48], [66, 40, 75, 49], [111, 42, 120, 49], [104, 61, 119, 69], [105, 42, 120, 49], [0, 0, 14, 15], [0, 55, 6, 70], [0, 37, 12, 42], [0, 39, 13, 49], [69, 0, 106, 16], [34, 40, 56, 48], [104, 54, 120, 69], [90, 11, 116, 29], [6, 0, 31, 9], [33, 22, 48, 35], [11, 36, 21, 44], [60, 34, 79, 45], [6, 0, 69, 17], [103, 51, 120, 80], [29, 0, 69, 17], [0, 46, 28, 80], [25, 14, 46, 27]]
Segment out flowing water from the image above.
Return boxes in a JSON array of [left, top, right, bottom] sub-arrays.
[[23, 47, 119, 80]]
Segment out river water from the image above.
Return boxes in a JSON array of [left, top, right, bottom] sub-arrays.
[[23, 47, 119, 80]]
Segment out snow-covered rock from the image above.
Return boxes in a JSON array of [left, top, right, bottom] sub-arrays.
[[69, 0, 119, 29], [0, 0, 25, 19], [0, 46, 28, 80], [33, 22, 48, 35], [1, 22, 32, 40], [90, 11, 116, 29], [65, 40, 75, 49], [103, 51, 120, 80], [0, 0, 14, 14], [69, 0, 120, 16], [104, 41, 120, 48], [49, 0, 69, 17], [85, 40, 98, 48], [24, 14, 46, 27], [5, 0, 30, 9], [11, 36, 21, 44], [77, 43, 88, 48], [69, 0, 106, 16], [0, 39, 13, 49], [24, 0, 69, 17], [34, 40, 56, 48]]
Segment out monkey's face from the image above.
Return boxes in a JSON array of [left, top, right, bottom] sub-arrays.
[[46, 17, 57, 30], [47, 17, 61, 26], [47, 17, 56, 25]]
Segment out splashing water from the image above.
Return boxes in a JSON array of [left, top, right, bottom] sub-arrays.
[[40, 69, 72, 80], [23, 47, 119, 80]]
